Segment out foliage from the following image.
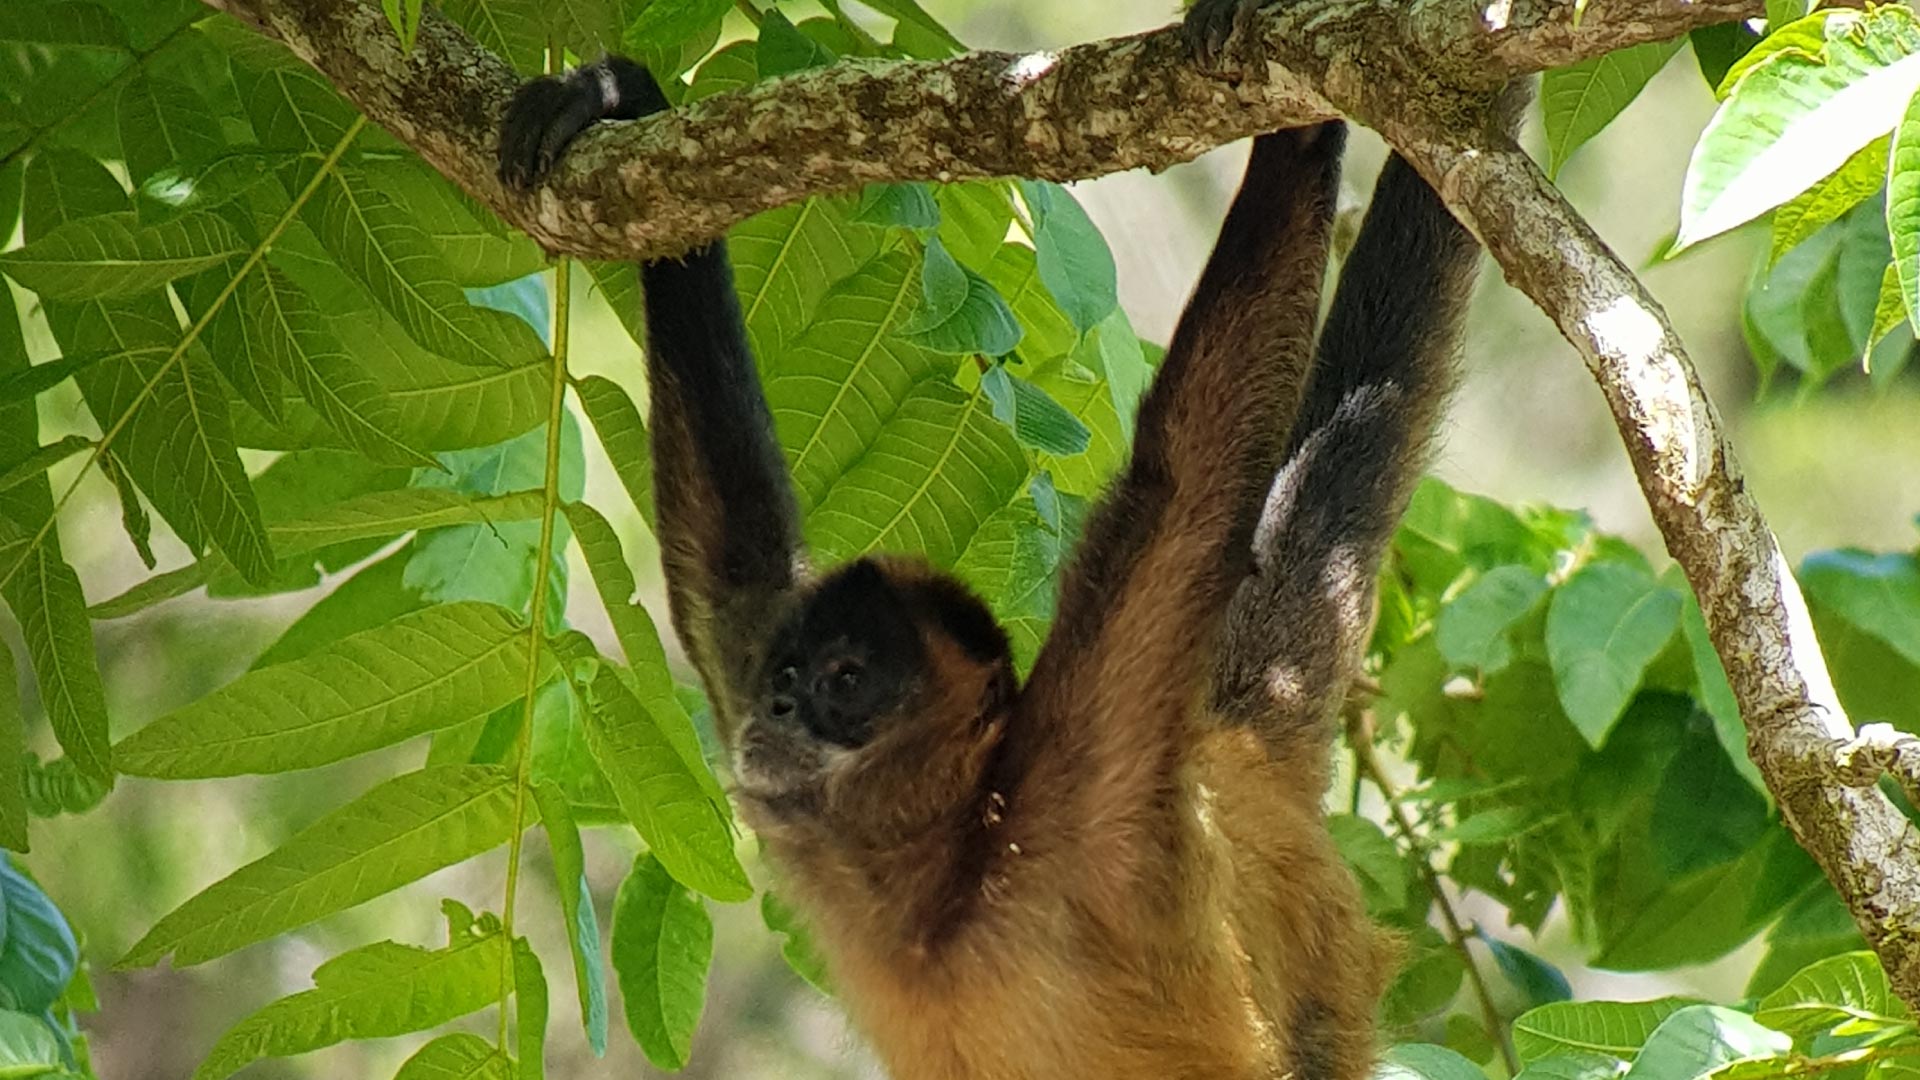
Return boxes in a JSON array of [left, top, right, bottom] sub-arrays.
[[0, 0, 1916, 1078]]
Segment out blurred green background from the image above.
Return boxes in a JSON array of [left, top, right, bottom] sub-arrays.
[[31, 1, 1914, 1076]]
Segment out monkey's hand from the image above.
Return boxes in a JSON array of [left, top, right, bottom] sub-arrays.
[[1184, 0, 1272, 71], [497, 56, 671, 191]]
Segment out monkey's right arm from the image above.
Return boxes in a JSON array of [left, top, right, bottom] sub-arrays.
[[499, 60, 805, 743]]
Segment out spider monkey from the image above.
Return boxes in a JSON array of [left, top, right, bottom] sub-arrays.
[[498, 9, 1489, 1076]]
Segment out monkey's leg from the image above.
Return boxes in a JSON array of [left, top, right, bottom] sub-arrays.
[[1209, 155, 1483, 762]]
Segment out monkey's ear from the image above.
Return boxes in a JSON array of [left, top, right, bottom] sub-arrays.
[[907, 576, 1011, 667]]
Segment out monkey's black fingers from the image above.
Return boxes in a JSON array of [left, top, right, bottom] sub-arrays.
[[1183, 0, 1264, 71], [496, 57, 673, 191]]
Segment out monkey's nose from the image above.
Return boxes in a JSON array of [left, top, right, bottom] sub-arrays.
[[769, 694, 798, 720]]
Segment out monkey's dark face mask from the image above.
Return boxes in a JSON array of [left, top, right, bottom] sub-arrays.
[[734, 558, 1015, 815]]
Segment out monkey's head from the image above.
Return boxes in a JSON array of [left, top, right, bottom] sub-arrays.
[[735, 557, 1015, 832]]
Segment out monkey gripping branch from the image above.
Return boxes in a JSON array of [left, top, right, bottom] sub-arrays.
[[196, 0, 1920, 1009]]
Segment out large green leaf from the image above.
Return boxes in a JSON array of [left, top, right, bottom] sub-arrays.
[[0, 641, 24, 852], [0, 1010, 64, 1074], [241, 265, 434, 466], [1889, 72, 1920, 327], [731, 197, 881, 363], [226, 28, 360, 152], [1513, 998, 1696, 1063], [114, 602, 547, 777], [534, 782, 608, 1055], [304, 165, 545, 369], [897, 236, 1022, 356], [1678, 6, 1920, 251], [90, 489, 546, 618], [1754, 951, 1907, 1036], [0, 210, 241, 299], [116, 72, 224, 185], [4, 546, 111, 782], [804, 380, 1029, 566], [442, 0, 544, 73], [356, 157, 542, 288], [1620, 1005, 1790, 1080], [610, 853, 713, 1072], [1542, 40, 1684, 178], [574, 375, 654, 528], [581, 666, 748, 902], [1799, 550, 1920, 667], [0, 856, 79, 1012], [1437, 565, 1550, 674], [1376, 1043, 1489, 1080], [1772, 135, 1888, 264], [194, 925, 504, 1080], [1545, 563, 1681, 745], [1017, 180, 1118, 333], [120, 765, 534, 967]]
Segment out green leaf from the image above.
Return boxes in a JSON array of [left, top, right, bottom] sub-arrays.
[[1621, 1005, 1790, 1080], [854, 183, 941, 230], [1719, 10, 1844, 99], [120, 765, 534, 968], [546, 0, 619, 57], [442, 0, 544, 74], [1434, 806, 1538, 845], [730, 196, 881, 362], [513, 938, 548, 1080], [0, 1009, 64, 1072], [1772, 135, 1888, 265], [987, 368, 1092, 456], [1594, 828, 1815, 971], [305, 165, 545, 369], [253, 542, 425, 669], [0, 1, 128, 49], [394, 1033, 511, 1080], [1677, 589, 1762, 794], [625, 0, 731, 54], [1799, 550, 1920, 667], [314, 313, 549, 452], [382, 0, 425, 50], [1017, 180, 1119, 333], [900, 237, 1022, 356], [1513, 998, 1696, 1063], [114, 603, 548, 778], [1678, 7, 1920, 251], [1326, 813, 1406, 913], [1436, 565, 1549, 673], [1376, 1043, 1489, 1080], [758, 10, 836, 76], [687, 40, 760, 100], [1545, 563, 1682, 745], [1755, 951, 1907, 1037], [574, 375, 654, 529], [1889, 75, 1920, 328], [1512, 1053, 1626, 1080], [760, 891, 831, 994], [241, 265, 436, 467], [1482, 936, 1574, 1008], [581, 667, 749, 901], [194, 926, 505, 1080], [858, 0, 963, 56], [116, 73, 225, 186], [1868, 261, 1908, 365], [533, 782, 608, 1056], [2, 546, 111, 781], [0, 856, 78, 1011], [0, 211, 242, 299], [0, 641, 25, 852], [186, 269, 287, 423], [357, 157, 543, 288], [1543, 39, 1683, 177], [229, 42, 361, 152], [1693, 22, 1764, 93], [611, 854, 713, 1072]]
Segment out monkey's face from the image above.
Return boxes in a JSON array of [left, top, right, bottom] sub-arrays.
[[737, 559, 931, 795], [734, 558, 1015, 815]]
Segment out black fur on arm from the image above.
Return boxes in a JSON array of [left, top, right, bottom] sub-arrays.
[[1211, 153, 1482, 750], [498, 58, 805, 740]]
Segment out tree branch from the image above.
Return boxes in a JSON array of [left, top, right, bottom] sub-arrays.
[[208, 0, 1753, 260], [1385, 121, 1920, 1010]]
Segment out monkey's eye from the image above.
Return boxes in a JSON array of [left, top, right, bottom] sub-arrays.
[[835, 667, 862, 693]]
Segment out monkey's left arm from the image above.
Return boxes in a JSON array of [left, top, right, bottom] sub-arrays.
[[1003, 126, 1345, 880], [499, 60, 806, 742]]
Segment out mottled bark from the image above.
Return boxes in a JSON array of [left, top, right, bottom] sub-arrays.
[[202, 0, 1752, 259]]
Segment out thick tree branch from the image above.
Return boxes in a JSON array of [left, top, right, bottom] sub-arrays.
[[206, 0, 1753, 259], [1388, 123, 1920, 1010]]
